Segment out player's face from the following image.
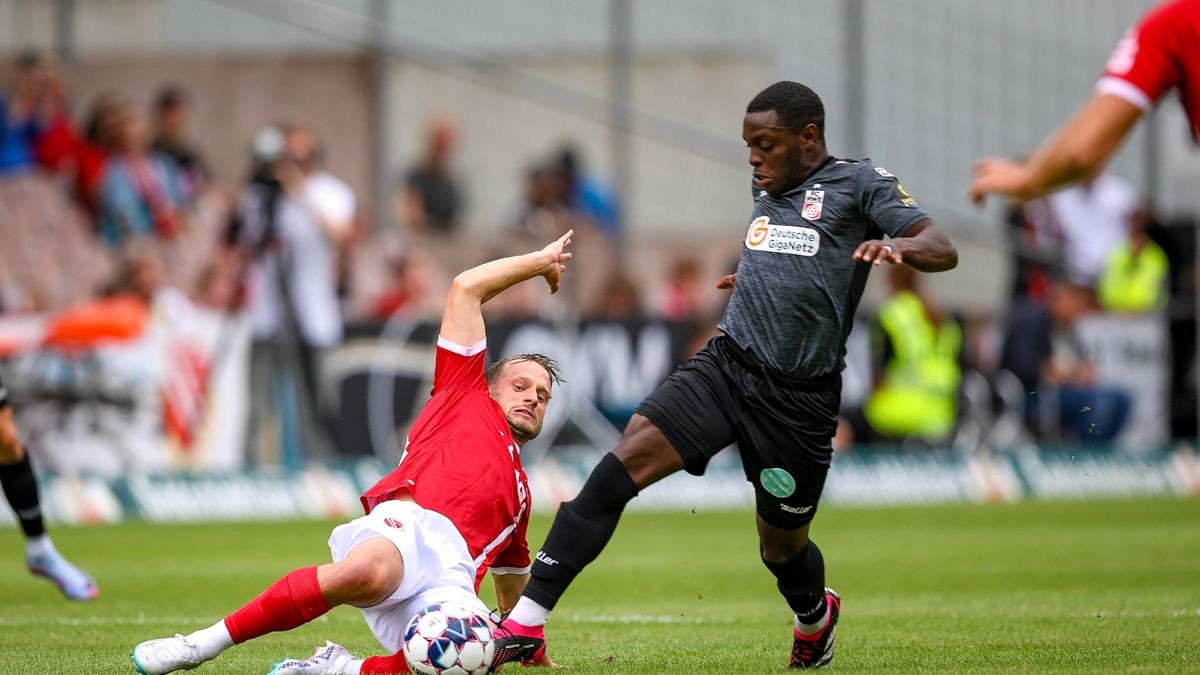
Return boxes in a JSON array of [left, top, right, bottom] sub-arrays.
[[743, 110, 812, 197], [490, 360, 553, 444]]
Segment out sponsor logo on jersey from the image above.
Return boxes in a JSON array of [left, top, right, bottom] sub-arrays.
[[780, 503, 814, 515], [874, 166, 896, 179], [745, 216, 820, 257], [536, 551, 558, 566], [896, 183, 917, 207], [383, 517, 405, 529]]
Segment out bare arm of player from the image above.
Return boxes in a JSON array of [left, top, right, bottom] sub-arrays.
[[968, 93, 1143, 203], [492, 571, 530, 617], [853, 219, 958, 273], [439, 230, 573, 346]]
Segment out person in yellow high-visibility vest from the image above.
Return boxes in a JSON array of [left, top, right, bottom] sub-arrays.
[[865, 265, 962, 441], [1098, 219, 1169, 313]]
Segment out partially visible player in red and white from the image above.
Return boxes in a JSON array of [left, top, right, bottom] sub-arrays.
[[132, 230, 573, 675], [970, 0, 1200, 203]]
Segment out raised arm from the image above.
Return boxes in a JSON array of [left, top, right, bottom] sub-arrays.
[[969, 93, 1143, 204], [853, 219, 957, 273], [439, 230, 573, 346]]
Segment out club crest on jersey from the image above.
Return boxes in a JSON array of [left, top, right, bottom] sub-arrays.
[[745, 215, 820, 257], [802, 189, 824, 221]]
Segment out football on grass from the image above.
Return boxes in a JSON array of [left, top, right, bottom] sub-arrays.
[[403, 602, 495, 675]]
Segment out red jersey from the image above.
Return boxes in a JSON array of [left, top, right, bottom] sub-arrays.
[[1098, 0, 1200, 141], [361, 336, 531, 590]]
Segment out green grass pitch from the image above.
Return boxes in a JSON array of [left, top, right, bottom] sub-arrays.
[[1, 499, 1198, 673]]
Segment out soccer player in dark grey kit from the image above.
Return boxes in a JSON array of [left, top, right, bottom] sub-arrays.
[[492, 81, 957, 669]]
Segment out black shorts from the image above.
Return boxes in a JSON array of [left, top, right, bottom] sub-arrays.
[[636, 336, 840, 530]]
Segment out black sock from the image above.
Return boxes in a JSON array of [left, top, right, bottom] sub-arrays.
[[524, 453, 639, 610], [0, 453, 45, 539], [762, 540, 826, 622]]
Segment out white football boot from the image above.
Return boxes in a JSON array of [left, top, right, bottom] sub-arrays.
[[26, 549, 99, 601], [132, 634, 218, 674], [268, 641, 359, 675]]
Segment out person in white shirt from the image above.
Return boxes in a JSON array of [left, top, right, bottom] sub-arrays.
[[1032, 174, 1140, 287], [234, 124, 356, 464]]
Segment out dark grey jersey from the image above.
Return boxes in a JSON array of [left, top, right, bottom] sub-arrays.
[[718, 157, 931, 379]]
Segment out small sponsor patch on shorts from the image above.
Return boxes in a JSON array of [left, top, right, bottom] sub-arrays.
[[760, 468, 797, 498]]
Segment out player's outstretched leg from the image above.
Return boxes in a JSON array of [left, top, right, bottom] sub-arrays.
[[494, 416, 683, 669], [133, 538, 403, 674], [491, 451, 642, 667], [0, 407, 98, 602]]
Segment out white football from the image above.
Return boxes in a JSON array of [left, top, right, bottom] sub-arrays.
[[403, 602, 495, 675]]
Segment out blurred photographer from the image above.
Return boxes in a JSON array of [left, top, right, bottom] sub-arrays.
[[228, 123, 356, 465]]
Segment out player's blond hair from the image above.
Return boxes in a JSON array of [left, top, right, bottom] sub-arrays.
[[486, 354, 564, 388]]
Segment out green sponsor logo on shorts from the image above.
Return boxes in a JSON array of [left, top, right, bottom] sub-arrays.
[[760, 468, 796, 498]]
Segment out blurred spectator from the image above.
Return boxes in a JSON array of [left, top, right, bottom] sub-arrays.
[[28, 63, 76, 176], [513, 162, 574, 239], [151, 85, 208, 201], [1098, 206, 1169, 313], [657, 257, 706, 321], [556, 145, 621, 239], [593, 271, 642, 321], [0, 53, 50, 174], [1000, 280, 1131, 444], [1005, 200, 1058, 305], [369, 248, 448, 321], [97, 101, 184, 247], [58, 92, 127, 217], [192, 252, 244, 313], [229, 123, 355, 464], [399, 117, 462, 235], [863, 265, 962, 442], [1034, 174, 1141, 288]]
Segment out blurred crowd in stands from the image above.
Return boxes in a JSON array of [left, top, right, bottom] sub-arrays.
[[0, 51, 1195, 471]]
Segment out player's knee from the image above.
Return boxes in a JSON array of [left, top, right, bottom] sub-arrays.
[[330, 556, 399, 605]]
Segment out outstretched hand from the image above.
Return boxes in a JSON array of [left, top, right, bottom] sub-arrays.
[[968, 157, 1030, 205], [853, 239, 903, 267], [523, 650, 560, 669], [539, 230, 574, 294]]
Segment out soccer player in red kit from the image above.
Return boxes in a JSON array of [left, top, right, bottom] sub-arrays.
[[132, 231, 572, 675], [970, 0, 1200, 202]]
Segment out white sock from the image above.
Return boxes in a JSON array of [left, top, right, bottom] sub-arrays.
[[189, 621, 234, 658], [342, 659, 363, 675], [795, 604, 830, 636], [25, 534, 54, 558], [506, 597, 550, 627]]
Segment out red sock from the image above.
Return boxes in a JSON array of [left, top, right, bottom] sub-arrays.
[[223, 566, 331, 644], [360, 651, 411, 674]]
